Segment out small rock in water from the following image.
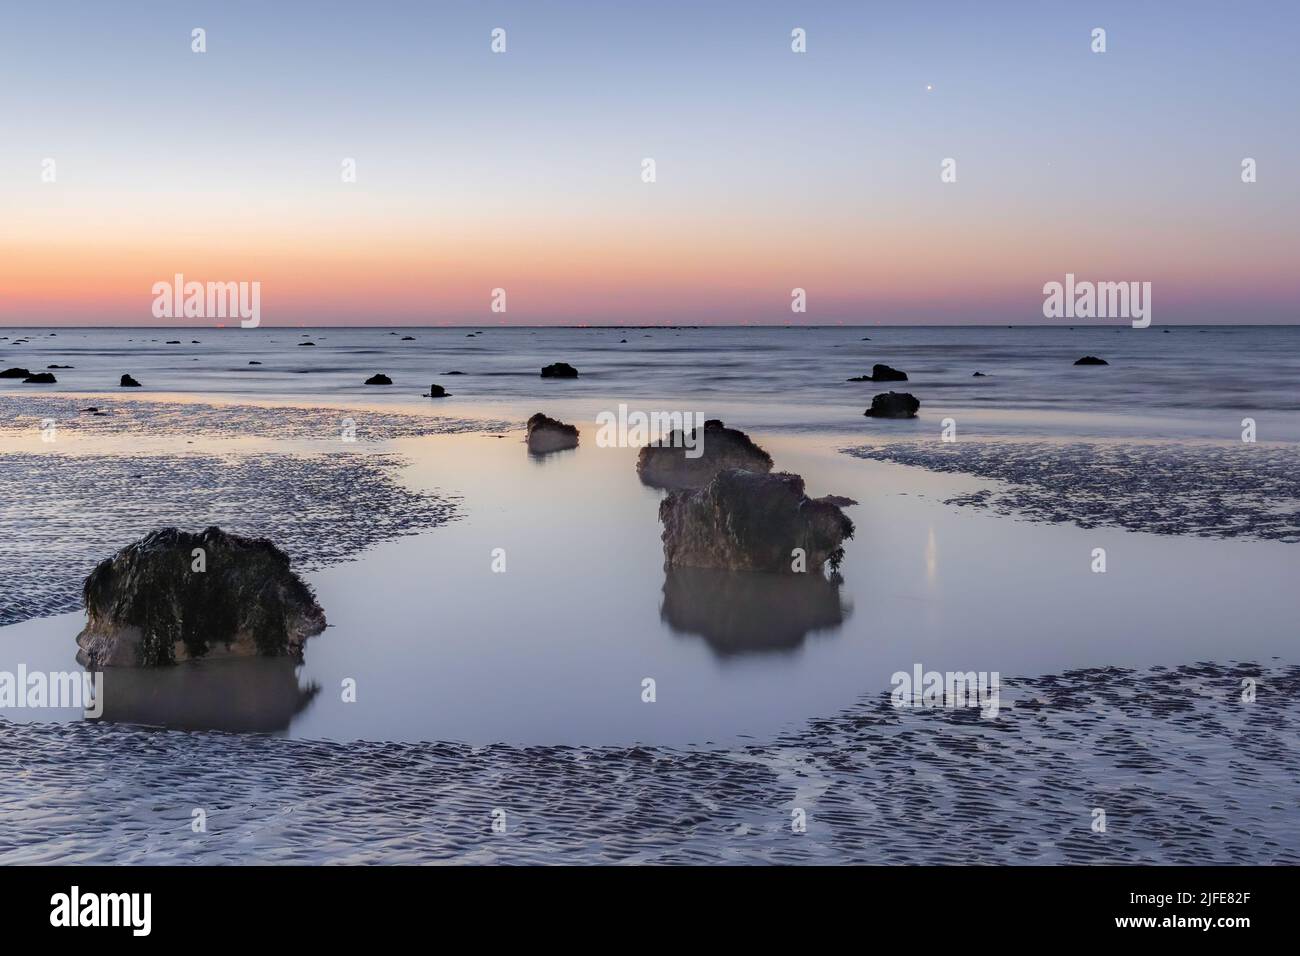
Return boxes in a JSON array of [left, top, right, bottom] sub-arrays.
[[0, 368, 32, 379], [298, 341, 316, 347], [540, 362, 579, 378], [401, 336, 415, 341], [659, 469, 854, 573], [77, 526, 326, 668], [864, 392, 919, 418], [364, 373, 393, 385], [428, 383, 450, 398], [120, 374, 142, 388], [443, 370, 464, 375], [22, 372, 57, 383], [848, 363, 908, 382], [972, 371, 987, 377], [637, 419, 773, 490], [1074, 355, 1108, 365], [248, 361, 262, 365], [526, 412, 579, 454]]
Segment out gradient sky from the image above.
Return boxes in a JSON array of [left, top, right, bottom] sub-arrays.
[[2, 0, 1297, 326]]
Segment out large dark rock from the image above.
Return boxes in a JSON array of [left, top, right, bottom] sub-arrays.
[[77, 527, 326, 668], [22, 372, 57, 383], [848, 363, 908, 382], [0, 368, 32, 379], [119, 374, 142, 388], [637, 419, 773, 490], [864, 392, 919, 418], [1074, 356, 1109, 365], [526, 412, 579, 454], [659, 469, 854, 574], [540, 362, 579, 378], [364, 373, 393, 385]]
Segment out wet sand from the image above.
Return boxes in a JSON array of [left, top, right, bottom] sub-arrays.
[[2, 326, 1298, 863], [2, 661, 1295, 865]]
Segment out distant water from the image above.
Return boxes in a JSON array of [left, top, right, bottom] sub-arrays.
[[4, 325, 1300, 439]]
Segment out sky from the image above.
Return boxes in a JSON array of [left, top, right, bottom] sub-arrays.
[[1, 0, 1297, 326]]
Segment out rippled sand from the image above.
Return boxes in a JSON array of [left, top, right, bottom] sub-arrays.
[[0, 395, 511, 627], [0, 393, 510, 441], [2, 662, 1294, 864], [845, 439, 1300, 542]]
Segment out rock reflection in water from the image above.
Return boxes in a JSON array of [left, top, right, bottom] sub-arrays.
[[659, 568, 851, 656], [92, 658, 320, 733]]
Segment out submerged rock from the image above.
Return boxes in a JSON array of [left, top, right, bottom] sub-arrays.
[[364, 373, 393, 385], [119, 374, 142, 388], [77, 527, 326, 668], [540, 362, 579, 378], [864, 392, 919, 418], [637, 419, 773, 490], [0, 368, 32, 379], [848, 363, 908, 382], [22, 372, 57, 383], [659, 469, 854, 573], [972, 371, 987, 377], [1074, 356, 1109, 365], [526, 412, 579, 454]]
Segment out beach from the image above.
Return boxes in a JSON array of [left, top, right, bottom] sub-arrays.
[[2, 325, 1299, 863]]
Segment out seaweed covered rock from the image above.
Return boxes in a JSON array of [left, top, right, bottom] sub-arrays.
[[77, 527, 326, 668], [658, 469, 854, 573], [637, 419, 773, 490], [540, 362, 579, 378], [864, 392, 919, 418], [526, 412, 579, 454]]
